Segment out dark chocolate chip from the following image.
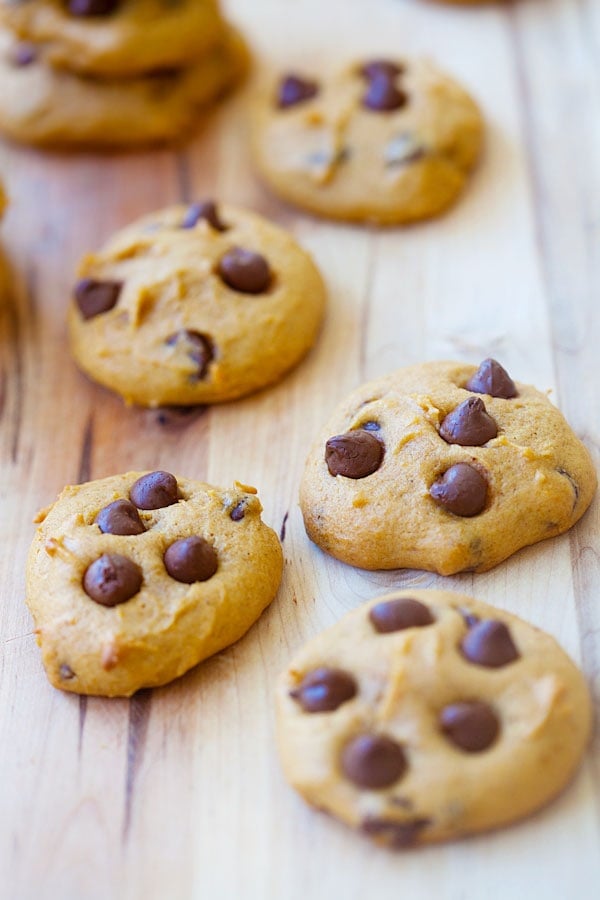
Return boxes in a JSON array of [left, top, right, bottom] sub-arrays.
[[369, 597, 434, 634], [362, 817, 430, 849], [461, 620, 520, 668], [439, 397, 498, 446], [325, 431, 384, 479], [229, 501, 246, 522], [218, 247, 272, 294], [59, 664, 75, 680], [361, 60, 404, 81], [12, 43, 37, 67], [95, 499, 145, 536], [130, 471, 179, 510], [341, 734, 407, 790], [83, 553, 143, 607], [440, 701, 499, 753], [458, 608, 479, 628], [466, 358, 518, 399], [68, 0, 119, 16], [557, 467, 580, 503], [74, 278, 122, 320], [430, 463, 488, 517], [181, 201, 227, 232], [363, 74, 408, 112], [361, 420, 381, 432], [165, 330, 214, 381], [277, 74, 319, 108], [290, 667, 357, 713], [164, 536, 218, 584]]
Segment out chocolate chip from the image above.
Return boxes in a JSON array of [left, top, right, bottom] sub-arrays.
[[361, 60, 404, 81], [95, 500, 145, 536], [83, 554, 143, 607], [341, 734, 407, 790], [361, 817, 430, 849], [130, 471, 179, 510], [218, 247, 272, 294], [181, 201, 227, 232], [361, 420, 381, 432], [439, 397, 498, 446], [165, 330, 214, 381], [164, 536, 218, 584], [363, 74, 408, 112], [68, 0, 119, 16], [557, 467, 580, 502], [229, 501, 246, 521], [11, 43, 37, 67], [369, 597, 434, 634], [290, 667, 357, 713], [459, 608, 479, 628], [440, 701, 499, 752], [430, 463, 488, 517], [59, 664, 75, 680], [74, 278, 122, 320], [466, 359, 517, 399], [277, 74, 319, 108], [461, 620, 520, 668], [325, 431, 384, 479]]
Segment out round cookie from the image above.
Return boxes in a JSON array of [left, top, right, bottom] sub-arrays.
[[68, 202, 326, 406], [27, 471, 283, 697], [252, 58, 483, 224], [277, 589, 592, 848], [0, 27, 248, 148], [0, 0, 226, 78], [300, 359, 597, 574]]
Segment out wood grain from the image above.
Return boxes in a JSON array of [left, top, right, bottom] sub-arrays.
[[0, 0, 598, 897]]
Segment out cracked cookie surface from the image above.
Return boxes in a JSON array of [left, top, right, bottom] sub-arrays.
[[300, 360, 596, 573], [276, 589, 591, 848], [252, 58, 483, 224], [27, 471, 284, 696]]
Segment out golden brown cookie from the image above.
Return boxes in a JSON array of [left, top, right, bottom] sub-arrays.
[[0, 0, 226, 78], [277, 589, 592, 849], [27, 471, 283, 697], [0, 26, 248, 148], [300, 359, 597, 573], [68, 202, 326, 406], [252, 58, 483, 224]]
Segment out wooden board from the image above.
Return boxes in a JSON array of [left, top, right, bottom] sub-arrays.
[[1, 0, 599, 897]]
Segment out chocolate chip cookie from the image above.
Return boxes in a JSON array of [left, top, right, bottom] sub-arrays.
[[68, 202, 326, 405], [27, 471, 283, 696], [0, 26, 248, 148], [277, 589, 591, 848], [252, 58, 483, 224], [300, 360, 597, 573], [0, 0, 225, 77]]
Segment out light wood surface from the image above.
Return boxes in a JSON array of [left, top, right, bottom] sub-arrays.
[[1, 0, 599, 897]]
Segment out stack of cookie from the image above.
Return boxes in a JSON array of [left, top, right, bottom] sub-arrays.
[[0, 0, 249, 149]]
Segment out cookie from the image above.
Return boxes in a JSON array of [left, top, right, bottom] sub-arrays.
[[277, 589, 592, 848], [252, 58, 483, 224], [0, 27, 248, 148], [300, 359, 596, 574], [68, 202, 326, 406], [0, 0, 225, 78], [27, 471, 283, 697]]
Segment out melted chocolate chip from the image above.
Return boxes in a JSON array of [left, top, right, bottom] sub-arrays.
[[290, 667, 357, 713], [165, 330, 214, 381], [68, 0, 119, 15], [130, 471, 179, 510], [440, 701, 499, 752], [277, 74, 319, 108], [164, 536, 218, 583], [95, 499, 145, 536], [369, 597, 434, 634], [12, 43, 37, 67], [218, 247, 272, 294], [59, 664, 75, 680], [439, 398, 498, 446], [341, 734, 407, 790], [461, 620, 520, 668], [361, 60, 404, 81], [459, 608, 480, 628], [83, 553, 143, 607], [229, 501, 246, 522], [181, 201, 227, 232], [74, 278, 122, 320], [363, 74, 408, 112], [466, 359, 518, 399], [362, 817, 430, 849], [325, 431, 384, 479], [430, 463, 488, 517], [361, 420, 381, 432]]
